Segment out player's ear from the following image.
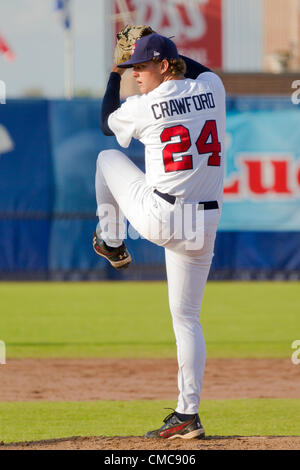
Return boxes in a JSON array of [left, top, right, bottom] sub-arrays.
[[160, 59, 170, 74]]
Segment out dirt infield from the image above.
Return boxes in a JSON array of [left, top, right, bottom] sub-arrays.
[[0, 358, 299, 401], [1, 357, 299, 450]]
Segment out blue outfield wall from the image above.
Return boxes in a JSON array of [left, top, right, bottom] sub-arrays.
[[0, 97, 300, 280]]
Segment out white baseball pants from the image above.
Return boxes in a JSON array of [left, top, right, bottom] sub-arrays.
[[95, 149, 220, 414]]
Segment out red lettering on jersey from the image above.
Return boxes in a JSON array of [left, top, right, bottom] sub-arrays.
[[161, 121, 221, 173], [161, 125, 193, 172], [196, 120, 221, 166]]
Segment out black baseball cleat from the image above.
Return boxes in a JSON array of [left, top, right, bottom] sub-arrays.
[[145, 410, 205, 440], [92, 232, 131, 270]]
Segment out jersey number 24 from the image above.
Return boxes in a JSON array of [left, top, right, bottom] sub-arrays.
[[160, 120, 221, 173]]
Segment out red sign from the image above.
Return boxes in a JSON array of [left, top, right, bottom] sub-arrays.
[[114, 0, 222, 69]]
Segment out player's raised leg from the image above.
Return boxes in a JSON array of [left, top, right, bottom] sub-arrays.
[[94, 149, 143, 268], [94, 148, 164, 268]]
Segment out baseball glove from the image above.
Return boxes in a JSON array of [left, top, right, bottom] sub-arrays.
[[114, 24, 155, 65]]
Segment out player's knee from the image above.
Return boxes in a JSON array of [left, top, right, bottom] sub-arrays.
[[97, 150, 110, 160], [96, 150, 111, 169], [170, 303, 201, 322], [97, 149, 128, 171]]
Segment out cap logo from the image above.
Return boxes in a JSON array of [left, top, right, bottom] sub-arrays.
[[153, 50, 160, 57], [131, 44, 136, 56]]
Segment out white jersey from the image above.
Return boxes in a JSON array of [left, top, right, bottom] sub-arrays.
[[108, 72, 226, 204]]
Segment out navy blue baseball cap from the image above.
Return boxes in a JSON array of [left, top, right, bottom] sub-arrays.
[[117, 33, 179, 68]]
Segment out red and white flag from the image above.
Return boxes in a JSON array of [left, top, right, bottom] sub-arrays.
[[0, 34, 15, 61]]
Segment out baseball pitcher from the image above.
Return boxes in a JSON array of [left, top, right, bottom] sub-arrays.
[[93, 26, 226, 439]]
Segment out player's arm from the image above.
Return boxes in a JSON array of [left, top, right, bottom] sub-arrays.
[[100, 66, 125, 136], [180, 55, 211, 79]]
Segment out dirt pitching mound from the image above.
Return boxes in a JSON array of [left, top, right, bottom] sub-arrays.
[[1, 436, 300, 450]]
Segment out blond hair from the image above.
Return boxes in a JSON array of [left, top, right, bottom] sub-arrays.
[[152, 57, 186, 77]]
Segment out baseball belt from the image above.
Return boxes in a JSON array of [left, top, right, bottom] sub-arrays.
[[153, 189, 219, 210]]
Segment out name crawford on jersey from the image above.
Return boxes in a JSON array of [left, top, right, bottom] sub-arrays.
[[151, 92, 215, 120]]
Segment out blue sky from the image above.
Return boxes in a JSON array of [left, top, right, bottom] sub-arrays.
[[0, 0, 112, 97]]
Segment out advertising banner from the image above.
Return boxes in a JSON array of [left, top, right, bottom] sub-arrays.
[[222, 103, 300, 230]]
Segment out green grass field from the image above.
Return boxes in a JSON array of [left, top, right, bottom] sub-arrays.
[[1, 281, 299, 358], [1, 400, 299, 444], [0, 281, 299, 443]]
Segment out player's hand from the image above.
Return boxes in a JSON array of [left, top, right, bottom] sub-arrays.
[[112, 64, 126, 76], [114, 24, 155, 65]]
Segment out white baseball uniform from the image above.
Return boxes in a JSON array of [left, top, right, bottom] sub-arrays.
[[96, 71, 226, 414]]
